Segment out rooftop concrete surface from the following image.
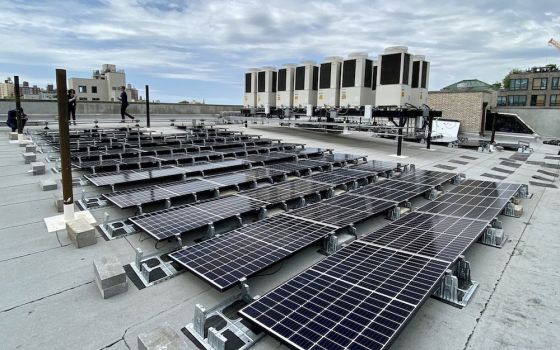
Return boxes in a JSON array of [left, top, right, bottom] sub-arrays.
[[0, 119, 558, 350]]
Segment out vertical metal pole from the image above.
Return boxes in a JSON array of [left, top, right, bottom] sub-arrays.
[[396, 115, 403, 157], [490, 113, 497, 144], [145, 85, 150, 128], [56, 69, 74, 208], [14, 76, 23, 134], [426, 115, 433, 150]]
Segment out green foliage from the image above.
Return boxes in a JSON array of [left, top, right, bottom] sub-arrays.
[[502, 69, 522, 90], [491, 81, 502, 90]]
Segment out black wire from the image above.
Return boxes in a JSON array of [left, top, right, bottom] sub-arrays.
[[253, 261, 285, 278]]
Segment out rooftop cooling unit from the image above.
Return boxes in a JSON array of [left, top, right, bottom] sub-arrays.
[[293, 61, 319, 108], [339, 52, 375, 108], [317, 56, 343, 108], [376, 46, 413, 108], [256, 66, 277, 108], [243, 68, 259, 108], [276, 64, 296, 108]]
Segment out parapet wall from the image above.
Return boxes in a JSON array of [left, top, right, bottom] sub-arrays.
[[0, 99, 241, 116]]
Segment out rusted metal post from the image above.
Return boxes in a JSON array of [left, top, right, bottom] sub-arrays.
[[56, 69, 74, 215], [14, 76, 23, 134], [145, 85, 150, 128]]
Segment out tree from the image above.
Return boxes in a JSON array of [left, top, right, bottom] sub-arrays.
[[491, 81, 502, 90]]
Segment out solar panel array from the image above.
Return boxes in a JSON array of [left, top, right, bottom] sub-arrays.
[[85, 159, 249, 186], [239, 177, 523, 350], [130, 195, 267, 240], [168, 215, 336, 290]]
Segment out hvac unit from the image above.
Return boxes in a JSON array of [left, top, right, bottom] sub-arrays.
[[410, 55, 430, 107], [339, 52, 375, 108], [256, 66, 277, 108], [375, 46, 414, 107], [243, 68, 259, 108], [276, 64, 296, 108], [317, 56, 343, 108], [293, 61, 319, 109]]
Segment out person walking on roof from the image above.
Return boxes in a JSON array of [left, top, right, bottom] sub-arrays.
[[68, 89, 77, 125], [118, 86, 134, 122]]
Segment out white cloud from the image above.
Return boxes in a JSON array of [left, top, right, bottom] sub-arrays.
[[0, 0, 559, 102]]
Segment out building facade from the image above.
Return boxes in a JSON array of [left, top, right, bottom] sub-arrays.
[[68, 64, 138, 102], [498, 66, 560, 108], [0, 78, 15, 99], [427, 80, 497, 134]]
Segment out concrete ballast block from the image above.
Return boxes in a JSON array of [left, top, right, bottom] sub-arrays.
[[94, 256, 127, 290], [9, 132, 18, 140], [138, 324, 188, 350], [53, 194, 64, 212], [66, 217, 97, 248], [40, 179, 57, 191], [23, 152, 36, 164], [31, 162, 45, 175], [25, 144, 37, 153]]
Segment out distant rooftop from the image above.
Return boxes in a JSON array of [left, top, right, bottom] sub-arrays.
[[440, 79, 497, 92], [509, 65, 559, 74]]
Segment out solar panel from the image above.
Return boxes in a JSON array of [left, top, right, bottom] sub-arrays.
[[193, 195, 267, 217], [244, 153, 297, 164], [203, 168, 287, 187], [448, 180, 522, 199], [85, 159, 249, 187], [129, 195, 266, 240], [350, 160, 400, 174], [264, 159, 332, 175], [373, 179, 434, 194], [102, 178, 220, 208], [305, 168, 372, 186], [393, 170, 457, 186], [286, 195, 396, 228], [321, 153, 367, 163], [168, 214, 335, 291], [349, 186, 414, 203], [360, 212, 489, 262], [416, 192, 512, 221], [237, 178, 332, 204], [239, 241, 448, 350]]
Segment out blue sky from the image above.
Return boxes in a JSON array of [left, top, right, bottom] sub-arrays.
[[0, 0, 559, 104]]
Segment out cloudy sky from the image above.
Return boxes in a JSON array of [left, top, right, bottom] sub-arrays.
[[1, 0, 559, 104]]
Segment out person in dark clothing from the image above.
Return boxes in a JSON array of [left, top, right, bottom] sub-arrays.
[[68, 89, 77, 125], [6, 108, 27, 132], [118, 86, 134, 122]]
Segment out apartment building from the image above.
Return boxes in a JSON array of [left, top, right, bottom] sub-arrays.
[[68, 64, 138, 102], [498, 65, 560, 108]]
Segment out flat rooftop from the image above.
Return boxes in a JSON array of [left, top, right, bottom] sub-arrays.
[[0, 119, 558, 350]]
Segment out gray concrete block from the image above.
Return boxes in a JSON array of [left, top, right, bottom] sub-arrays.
[[93, 256, 126, 290], [31, 162, 45, 175], [53, 194, 64, 212], [96, 280, 128, 299], [19, 139, 31, 147], [66, 217, 96, 248], [25, 144, 37, 153], [23, 152, 37, 164], [40, 179, 57, 191], [9, 132, 18, 140], [138, 324, 188, 350]]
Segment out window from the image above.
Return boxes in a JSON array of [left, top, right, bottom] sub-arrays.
[[530, 95, 546, 106], [507, 95, 526, 106], [552, 77, 559, 90], [78, 85, 87, 93], [92, 98, 100, 101], [532, 78, 547, 90], [497, 96, 507, 106], [79, 97, 87, 101], [509, 78, 528, 91], [92, 86, 98, 94], [550, 94, 559, 106]]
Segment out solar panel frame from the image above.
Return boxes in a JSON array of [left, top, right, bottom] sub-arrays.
[[392, 170, 457, 186], [360, 212, 489, 262], [168, 214, 336, 291], [239, 241, 449, 350], [416, 192, 512, 221]]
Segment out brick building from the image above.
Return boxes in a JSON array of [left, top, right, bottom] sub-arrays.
[[427, 79, 497, 134]]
